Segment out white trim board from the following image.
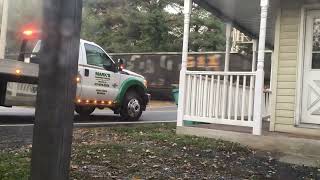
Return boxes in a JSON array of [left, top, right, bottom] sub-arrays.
[[270, 8, 281, 131], [295, 6, 306, 126]]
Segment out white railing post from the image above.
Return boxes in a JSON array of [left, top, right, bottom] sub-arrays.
[[253, 0, 269, 135], [177, 0, 192, 127], [0, 0, 9, 60], [248, 39, 258, 122]]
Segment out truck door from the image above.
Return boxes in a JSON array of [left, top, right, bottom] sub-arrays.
[[79, 43, 120, 102]]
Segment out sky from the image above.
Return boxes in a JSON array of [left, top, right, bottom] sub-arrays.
[[165, 4, 182, 14]]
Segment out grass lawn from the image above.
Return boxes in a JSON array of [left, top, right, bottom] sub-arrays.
[[0, 123, 319, 179]]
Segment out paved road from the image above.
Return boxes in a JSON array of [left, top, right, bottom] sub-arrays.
[[0, 106, 177, 149], [0, 106, 177, 125]]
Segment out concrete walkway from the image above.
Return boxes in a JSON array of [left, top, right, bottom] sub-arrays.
[[177, 124, 320, 167]]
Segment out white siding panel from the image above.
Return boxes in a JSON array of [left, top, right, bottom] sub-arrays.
[[277, 96, 296, 103], [275, 8, 300, 126], [281, 9, 300, 17], [280, 39, 298, 46], [279, 53, 297, 60], [278, 67, 297, 75], [275, 117, 294, 125], [279, 32, 299, 39], [276, 103, 295, 110], [277, 75, 297, 82], [277, 82, 296, 89], [277, 89, 296, 96], [278, 60, 297, 67], [281, 24, 300, 32], [281, 17, 300, 26], [276, 110, 295, 118]]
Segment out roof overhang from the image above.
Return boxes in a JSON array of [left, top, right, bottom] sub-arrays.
[[194, 0, 280, 48]]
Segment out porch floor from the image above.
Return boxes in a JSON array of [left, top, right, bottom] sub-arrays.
[[177, 121, 320, 167], [191, 121, 320, 140]]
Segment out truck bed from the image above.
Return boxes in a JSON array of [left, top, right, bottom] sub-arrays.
[[0, 59, 39, 84]]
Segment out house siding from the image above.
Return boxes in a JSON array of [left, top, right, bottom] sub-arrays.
[[273, 7, 300, 127], [271, 2, 320, 137]]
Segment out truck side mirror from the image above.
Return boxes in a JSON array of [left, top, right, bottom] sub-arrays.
[[103, 63, 117, 72], [117, 58, 125, 71]]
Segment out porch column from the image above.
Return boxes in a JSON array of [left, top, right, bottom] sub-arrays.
[[221, 23, 232, 119], [177, 0, 192, 127], [253, 0, 269, 135], [0, 0, 9, 59], [252, 39, 258, 71], [224, 23, 232, 71]]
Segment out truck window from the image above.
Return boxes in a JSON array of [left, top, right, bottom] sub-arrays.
[[84, 43, 113, 68], [32, 41, 41, 54]]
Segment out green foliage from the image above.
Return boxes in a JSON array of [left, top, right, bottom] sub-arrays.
[[189, 5, 225, 51], [0, 151, 30, 180], [4, 0, 225, 54], [81, 0, 225, 53], [237, 43, 253, 55]]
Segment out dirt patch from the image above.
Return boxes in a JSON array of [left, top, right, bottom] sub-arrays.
[[70, 124, 319, 179]]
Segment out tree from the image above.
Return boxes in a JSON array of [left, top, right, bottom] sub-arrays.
[[4, 0, 226, 54], [189, 4, 225, 52], [82, 0, 183, 52], [81, 0, 225, 53]]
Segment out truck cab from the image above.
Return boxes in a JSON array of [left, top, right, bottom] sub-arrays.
[[2, 38, 150, 121], [75, 39, 150, 120]]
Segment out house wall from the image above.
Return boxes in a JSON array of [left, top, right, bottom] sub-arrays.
[[270, 0, 320, 136]]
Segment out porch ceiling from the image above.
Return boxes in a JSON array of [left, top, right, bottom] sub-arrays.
[[195, 0, 280, 48]]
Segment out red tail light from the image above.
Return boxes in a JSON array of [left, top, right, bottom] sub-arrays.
[[21, 29, 40, 40], [23, 30, 34, 36]]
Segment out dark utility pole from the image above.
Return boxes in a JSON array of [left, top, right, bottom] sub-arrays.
[[30, 0, 82, 179]]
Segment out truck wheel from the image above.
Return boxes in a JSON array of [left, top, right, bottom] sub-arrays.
[[120, 91, 143, 121], [75, 106, 95, 116]]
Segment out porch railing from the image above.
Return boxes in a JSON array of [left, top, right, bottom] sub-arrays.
[[183, 71, 256, 127], [262, 89, 271, 119]]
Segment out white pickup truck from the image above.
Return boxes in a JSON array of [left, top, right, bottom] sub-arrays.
[[0, 39, 150, 121]]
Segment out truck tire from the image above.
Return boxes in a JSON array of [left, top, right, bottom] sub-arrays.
[[75, 106, 95, 116], [120, 91, 143, 121]]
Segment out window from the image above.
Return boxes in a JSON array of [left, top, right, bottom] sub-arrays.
[[32, 41, 41, 54], [312, 17, 320, 69], [84, 43, 113, 68]]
